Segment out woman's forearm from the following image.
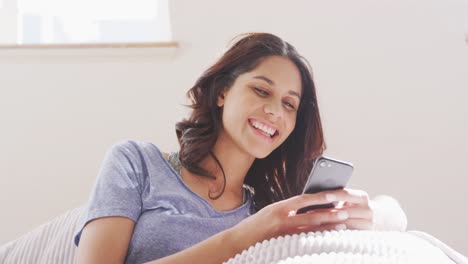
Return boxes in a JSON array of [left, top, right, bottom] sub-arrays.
[[144, 227, 250, 264], [144, 192, 402, 264]]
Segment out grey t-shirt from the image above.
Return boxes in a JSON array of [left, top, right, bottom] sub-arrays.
[[73, 140, 255, 264]]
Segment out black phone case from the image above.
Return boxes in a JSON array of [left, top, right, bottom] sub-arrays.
[[296, 156, 353, 214]]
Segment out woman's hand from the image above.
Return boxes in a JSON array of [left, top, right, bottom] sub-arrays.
[[229, 188, 374, 251]]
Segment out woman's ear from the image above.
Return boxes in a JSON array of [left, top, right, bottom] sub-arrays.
[[217, 91, 226, 107]]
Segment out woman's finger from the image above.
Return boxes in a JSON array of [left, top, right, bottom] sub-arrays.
[[339, 204, 374, 221], [285, 220, 351, 235], [283, 189, 370, 213], [345, 218, 374, 230], [286, 208, 350, 229], [285, 224, 334, 236], [286, 205, 371, 228], [283, 205, 374, 235], [340, 188, 370, 206], [316, 218, 374, 232]]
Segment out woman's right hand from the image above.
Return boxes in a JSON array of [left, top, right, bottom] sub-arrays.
[[229, 188, 373, 251]]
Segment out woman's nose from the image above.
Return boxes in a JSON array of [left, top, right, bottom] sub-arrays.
[[263, 101, 283, 120]]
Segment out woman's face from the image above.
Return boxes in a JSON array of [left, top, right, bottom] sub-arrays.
[[217, 55, 302, 159]]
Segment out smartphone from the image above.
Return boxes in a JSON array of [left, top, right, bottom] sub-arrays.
[[296, 156, 354, 214]]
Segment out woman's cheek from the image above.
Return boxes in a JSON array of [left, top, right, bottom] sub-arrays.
[[286, 121, 296, 136]]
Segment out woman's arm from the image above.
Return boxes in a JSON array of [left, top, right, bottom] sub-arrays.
[[77, 189, 374, 264], [147, 189, 371, 264], [75, 217, 135, 263], [144, 227, 247, 264]]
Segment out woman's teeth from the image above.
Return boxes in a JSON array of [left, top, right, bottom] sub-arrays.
[[250, 120, 276, 137]]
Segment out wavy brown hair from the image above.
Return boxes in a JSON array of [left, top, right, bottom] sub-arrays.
[[175, 33, 326, 211]]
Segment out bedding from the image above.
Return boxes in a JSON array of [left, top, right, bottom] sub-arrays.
[[0, 206, 466, 264], [0, 206, 84, 264], [224, 230, 467, 264]]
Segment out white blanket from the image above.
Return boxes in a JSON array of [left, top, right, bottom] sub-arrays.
[[1, 206, 466, 264], [224, 230, 467, 264]]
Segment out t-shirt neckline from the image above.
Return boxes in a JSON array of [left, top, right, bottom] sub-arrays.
[[151, 144, 252, 216]]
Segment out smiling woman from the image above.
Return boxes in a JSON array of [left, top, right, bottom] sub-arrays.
[[72, 33, 342, 263], [1, 0, 171, 45]]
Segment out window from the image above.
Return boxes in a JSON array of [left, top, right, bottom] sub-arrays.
[[1, 0, 171, 44]]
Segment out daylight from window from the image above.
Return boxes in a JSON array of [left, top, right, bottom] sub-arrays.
[[14, 0, 170, 44]]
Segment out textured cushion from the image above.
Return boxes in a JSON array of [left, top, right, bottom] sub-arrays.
[[1, 206, 464, 264], [0, 206, 85, 264], [224, 230, 458, 264]]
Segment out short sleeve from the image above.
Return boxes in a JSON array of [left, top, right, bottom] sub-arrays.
[[73, 140, 146, 246]]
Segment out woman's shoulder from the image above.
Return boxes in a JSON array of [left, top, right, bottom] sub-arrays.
[[109, 139, 169, 161], [110, 139, 158, 151]]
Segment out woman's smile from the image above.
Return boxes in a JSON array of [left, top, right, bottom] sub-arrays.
[[247, 118, 280, 143]]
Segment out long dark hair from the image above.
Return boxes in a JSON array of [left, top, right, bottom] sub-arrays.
[[175, 33, 326, 211]]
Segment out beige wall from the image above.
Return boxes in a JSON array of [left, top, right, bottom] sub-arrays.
[[1, 0, 467, 255]]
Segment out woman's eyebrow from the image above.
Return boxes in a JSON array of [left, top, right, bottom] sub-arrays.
[[253, 75, 275, 85], [252, 75, 302, 100]]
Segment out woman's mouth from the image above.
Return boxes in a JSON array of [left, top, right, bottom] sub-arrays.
[[248, 119, 279, 142]]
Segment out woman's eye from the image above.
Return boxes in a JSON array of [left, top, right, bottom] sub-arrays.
[[284, 102, 296, 110], [254, 87, 268, 96]]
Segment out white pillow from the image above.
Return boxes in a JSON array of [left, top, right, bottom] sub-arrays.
[[0, 206, 85, 264], [224, 230, 458, 264]]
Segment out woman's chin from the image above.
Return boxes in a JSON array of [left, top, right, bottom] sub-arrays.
[[250, 149, 274, 160]]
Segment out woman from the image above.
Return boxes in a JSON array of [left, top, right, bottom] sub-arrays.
[[74, 33, 407, 264]]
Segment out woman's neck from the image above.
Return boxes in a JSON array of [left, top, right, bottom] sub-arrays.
[[208, 130, 255, 194], [182, 129, 255, 201]]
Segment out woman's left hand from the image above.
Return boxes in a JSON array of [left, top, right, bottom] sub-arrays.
[[321, 189, 408, 232], [300, 188, 375, 231]]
